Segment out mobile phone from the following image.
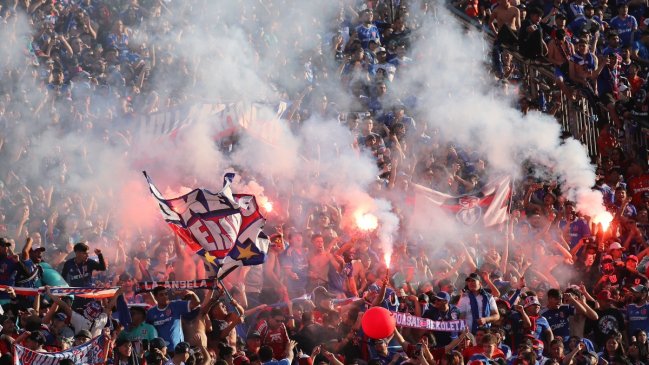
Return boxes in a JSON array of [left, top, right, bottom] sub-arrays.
[[414, 343, 422, 356]]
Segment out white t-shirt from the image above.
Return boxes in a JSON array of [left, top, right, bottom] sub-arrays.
[[70, 311, 108, 338], [457, 292, 498, 329]]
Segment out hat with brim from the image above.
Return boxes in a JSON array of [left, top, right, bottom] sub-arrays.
[[597, 290, 613, 301], [465, 273, 481, 282], [434, 291, 451, 302], [524, 296, 541, 308], [75, 329, 92, 340], [608, 242, 623, 251], [150, 337, 169, 349], [372, 338, 387, 345]]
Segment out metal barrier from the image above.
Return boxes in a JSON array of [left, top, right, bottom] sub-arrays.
[[446, 5, 603, 158]]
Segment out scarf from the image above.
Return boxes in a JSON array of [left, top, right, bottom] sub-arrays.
[[468, 289, 491, 333]]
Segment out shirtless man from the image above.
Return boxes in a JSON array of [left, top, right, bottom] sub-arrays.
[[547, 28, 575, 96], [307, 234, 342, 292], [568, 38, 598, 90], [489, 0, 521, 44]]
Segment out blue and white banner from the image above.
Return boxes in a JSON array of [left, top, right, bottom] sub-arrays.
[[15, 335, 108, 365]]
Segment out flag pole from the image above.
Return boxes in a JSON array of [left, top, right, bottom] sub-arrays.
[[213, 263, 242, 317], [501, 177, 515, 276]]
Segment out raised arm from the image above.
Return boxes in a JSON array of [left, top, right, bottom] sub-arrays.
[[21, 237, 33, 261]]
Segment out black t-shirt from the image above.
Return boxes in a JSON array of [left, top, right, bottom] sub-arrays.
[[588, 307, 626, 348]]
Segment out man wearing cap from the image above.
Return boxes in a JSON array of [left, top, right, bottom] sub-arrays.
[[596, 253, 625, 292], [119, 305, 158, 344], [622, 255, 648, 289], [0, 237, 21, 304], [14, 236, 45, 290], [457, 273, 500, 334], [590, 289, 627, 347], [311, 286, 337, 325], [49, 312, 75, 344], [423, 291, 461, 347], [510, 296, 553, 348], [73, 329, 93, 347], [370, 338, 402, 365], [165, 342, 192, 365], [626, 284, 649, 338]]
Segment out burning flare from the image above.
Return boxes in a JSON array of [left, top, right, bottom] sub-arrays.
[[355, 211, 378, 232], [384, 252, 392, 268], [258, 196, 273, 213], [593, 211, 614, 231]]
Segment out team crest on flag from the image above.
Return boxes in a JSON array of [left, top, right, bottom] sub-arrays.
[[413, 176, 512, 227], [457, 196, 482, 225]]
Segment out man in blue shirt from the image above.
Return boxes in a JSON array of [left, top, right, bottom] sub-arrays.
[[61, 242, 107, 287], [423, 291, 461, 347], [510, 296, 553, 347], [541, 288, 598, 342], [559, 202, 591, 250], [626, 285, 649, 338], [0, 237, 24, 304], [146, 286, 200, 353], [356, 9, 381, 49], [609, 4, 638, 47]]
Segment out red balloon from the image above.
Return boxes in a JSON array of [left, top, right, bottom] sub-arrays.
[[361, 306, 396, 339]]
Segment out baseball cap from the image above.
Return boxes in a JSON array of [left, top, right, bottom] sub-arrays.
[[631, 285, 648, 293], [150, 337, 169, 350], [174, 342, 192, 355], [465, 273, 481, 282], [597, 290, 613, 301], [313, 286, 336, 301], [367, 284, 380, 293], [524, 296, 541, 308], [434, 291, 451, 302], [75, 329, 92, 340], [247, 332, 262, 339], [627, 255, 639, 262], [30, 247, 46, 253], [53, 312, 67, 322], [608, 242, 623, 251], [373, 338, 387, 345]]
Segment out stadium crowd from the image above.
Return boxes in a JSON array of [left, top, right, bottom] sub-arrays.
[[0, 0, 649, 364]]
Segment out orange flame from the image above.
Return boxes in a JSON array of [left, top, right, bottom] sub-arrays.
[[354, 211, 378, 231], [593, 211, 614, 231], [258, 196, 273, 213]]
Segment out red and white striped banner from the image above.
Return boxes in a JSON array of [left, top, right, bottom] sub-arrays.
[[0, 285, 119, 299]]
